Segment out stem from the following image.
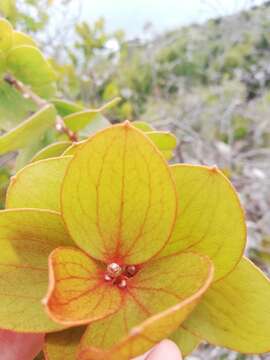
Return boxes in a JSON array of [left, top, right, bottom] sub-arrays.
[[55, 115, 78, 142], [4, 74, 78, 142], [4, 74, 47, 108]]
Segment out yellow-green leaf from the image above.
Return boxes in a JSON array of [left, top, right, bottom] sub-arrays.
[[61, 131, 174, 160], [62, 141, 84, 156], [7, 46, 56, 98], [61, 122, 177, 264], [170, 327, 201, 357], [0, 81, 37, 131], [80, 114, 111, 137], [44, 327, 85, 360], [0, 1, 16, 18], [0, 209, 73, 332], [132, 122, 176, 159], [14, 138, 42, 171], [0, 50, 6, 76], [184, 257, 270, 353], [146, 131, 176, 160], [31, 141, 72, 162], [0, 18, 13, 52], [13, 31, 37, 47], [132, 121, 154, 132], [63, 98, 119, 132], [52, 99, 83, 117], [78, 252, 213, 360], [159, 164, 246, 280], [0, 105, 56, 155], [64, 110, 103, 132], [6, 156, 71, 211], [44, 247, 122, 326], [146, 131, 176, 151], [161, 150, 174, 160]]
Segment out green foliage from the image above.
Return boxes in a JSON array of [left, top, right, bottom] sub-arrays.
[[7, 46, 56, 97], [0, 105, 55, 155], [0, 82, 36, 130]]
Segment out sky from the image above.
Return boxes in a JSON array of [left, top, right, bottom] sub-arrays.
[[79, 0, 267, 38]]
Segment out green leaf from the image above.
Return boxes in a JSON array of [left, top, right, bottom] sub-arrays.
[[0, 18, 13, 52], [160, 150, 174, 160], [64, 110, 103, 132], [132, 121, 154, 132], [159, 164, 246, 280], [0, 51, 6, 76], [6, 156, 71, 211], [146, 131, 176, 159], [7, 46, 56, 98], [0, 1, 16, 18], [0, 105, 56, 155], [64, 128, 175, 160], [0, 209, 73, 332], [31, 141, 71, 162], [62, 141, 84, 156], [170, 327, 201, 357], [61, 122, 177, 264], [63, 98, 119, 133], [184, 257, 270, 353], [132, 122, 176, 159], [0, 81, 36, 131], [146, 131, 176, 151], [15, 139, 42, 170], [13, 31, 37, 47], [52, 99, 84, 117], [79, 114, 111, 137], [78, 252, 213, 360], [44, 328, 85, 360]]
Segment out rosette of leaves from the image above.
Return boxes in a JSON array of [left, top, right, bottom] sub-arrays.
[[1, 122, 270, 360]]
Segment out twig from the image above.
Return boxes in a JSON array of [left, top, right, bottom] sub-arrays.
[[55, 116, 78, 142], [4, 73, 78, 142], [4, 74, 47, 108]]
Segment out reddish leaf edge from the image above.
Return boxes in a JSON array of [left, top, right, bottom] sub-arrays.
[[59, 121, 179, 265], [42, 246, 124, 327], [165, 163, 247, 283], [77, 255, 214, 360]]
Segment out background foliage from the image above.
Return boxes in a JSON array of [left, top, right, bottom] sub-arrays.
[[0, 0, 270, 359]]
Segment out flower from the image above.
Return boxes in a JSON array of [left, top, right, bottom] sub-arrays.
[[1, 122, 270, 359]]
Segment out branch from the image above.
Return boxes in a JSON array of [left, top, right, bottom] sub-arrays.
[[4, 74, 47, 108], [55, 116, 78, 142], [4, 74, 78, 142]]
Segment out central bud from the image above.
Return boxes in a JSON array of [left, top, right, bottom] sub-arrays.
[[106, 263, 122, 278], [104, 263, 138, 289]]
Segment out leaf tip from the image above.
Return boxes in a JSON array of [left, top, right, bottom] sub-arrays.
[[208, 165, 219, 174], [9, 175, 17, 185], [122, 120, 132, 129], [41, 297, 47, 307]]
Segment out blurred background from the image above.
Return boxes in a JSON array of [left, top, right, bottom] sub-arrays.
[[1, 1, 270, 358]]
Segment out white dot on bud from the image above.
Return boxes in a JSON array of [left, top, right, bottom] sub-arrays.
[[107, 263, 122, 277], [56, 123, 63, 131], [126, 265, 136, 276], [104, 274, 112, 282], [118, 279, 127, 289]]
